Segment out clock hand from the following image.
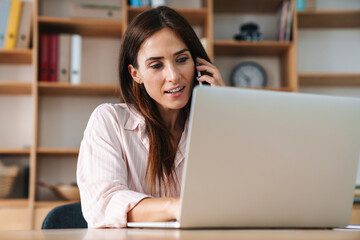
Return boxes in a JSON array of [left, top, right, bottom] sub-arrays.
[[240, 72, 251, 87]]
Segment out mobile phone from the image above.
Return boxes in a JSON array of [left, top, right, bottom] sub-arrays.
[[196, 63, 203, 86]]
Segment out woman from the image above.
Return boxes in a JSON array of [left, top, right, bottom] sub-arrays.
[[77, 6, 225, 228]]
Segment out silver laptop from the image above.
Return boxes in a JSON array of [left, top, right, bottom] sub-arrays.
[[127, 86, 360, 229]]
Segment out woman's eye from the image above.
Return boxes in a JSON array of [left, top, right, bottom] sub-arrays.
[[150, 63, 162, 69], [177, 57, 188, 63]]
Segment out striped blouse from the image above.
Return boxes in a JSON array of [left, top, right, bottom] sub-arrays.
[[77, 103, 188, 228]]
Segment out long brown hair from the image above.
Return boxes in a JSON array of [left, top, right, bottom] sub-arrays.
[[119, 6, 211, 196]]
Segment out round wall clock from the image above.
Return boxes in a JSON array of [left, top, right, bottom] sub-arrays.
[[230, 61, 267, 87]]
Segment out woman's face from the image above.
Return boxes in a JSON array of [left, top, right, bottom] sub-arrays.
[[129, 28, 195, 112]]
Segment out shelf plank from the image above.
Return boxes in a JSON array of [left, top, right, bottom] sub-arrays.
[[214, 40, 292, 56], [0, 149, 31, 155], [128, 7, 208, 26], [38, 16, 122, 38], [298, 10, 360, 28], [0, 49, 32, 64], [0, 199, 29, 207], [262, 87, 295, 92], [299, 73, 360, 86], [35, 201, 78, 208], [231, 86, 295, 92], [214, 0, 284, 13], [0, 81, 32, 95], [35, 201, 79, 208], [37, 148, 79, 155], [38, 82, 120, 96]]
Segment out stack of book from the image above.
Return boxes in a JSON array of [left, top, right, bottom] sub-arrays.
[[278, 0, 293, 41], [0, 0, 32, 50], [129, 0, 164, 7], [296, 0, 317, 11], [70, 2, 122, 19], [39, 34, 82, 84]]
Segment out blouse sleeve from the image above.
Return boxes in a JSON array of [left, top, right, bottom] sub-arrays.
[[77, 104, 151, 228]]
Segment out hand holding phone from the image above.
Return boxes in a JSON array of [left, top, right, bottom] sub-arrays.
[[196, 57, 226, 87]]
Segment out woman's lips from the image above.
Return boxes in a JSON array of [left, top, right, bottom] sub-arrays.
[[164, 86, 185, 94]]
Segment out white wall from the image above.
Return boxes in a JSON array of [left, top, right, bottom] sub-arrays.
[[0, 96, 33, 149], [298, 30, 360, 73]]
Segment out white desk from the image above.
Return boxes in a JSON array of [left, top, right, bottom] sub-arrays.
[[0, 229, 360, 240]]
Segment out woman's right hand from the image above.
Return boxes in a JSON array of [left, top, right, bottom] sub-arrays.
[[169, 197, 180, 220], [128, 197, 181, 222], [196, 57, 226, 87]]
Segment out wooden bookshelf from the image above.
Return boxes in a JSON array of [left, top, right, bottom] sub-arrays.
[[0, 149, 31, 155], [298, 10, 360, 28], [34, 201, 78, 208], [0, 199, 29, 207], [1, 0, 300, 230], [0, 49, 32, 64], [352, 203, 360, 225], [38, 16, 123, 38], [299, 73, 360, 86], [232, 86, 294, 92], [213, 0, 298, 91], [214, 40, 291, 56], [254, 87, 293, 92], [0, 82, 32, 95], [37, 148, 79, 155], [38, 82, 120, 96]]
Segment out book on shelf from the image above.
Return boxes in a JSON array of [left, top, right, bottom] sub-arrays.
[[15, 1, 32, 49], [129, 0, 164, 7], [39, 33, 82, 83], [70, 3, 122, 19], [0, 0, 11, 48], [278, 0, 288, 41], [70, 34, 82, 85], [39, 33, 50, 82], [129, 0, 142, 7], [49, 34, 58, 82], [0, 0, 32, 49], [151, 0, 165, 7], [295, 0, 305, 11], [285, 0, 293, 41], [75, 0, 122, 10], [58, 34, 71, 83], [278, 0, 292, 41], [129, 0, 156, 7], [4, 0, 22, 50]]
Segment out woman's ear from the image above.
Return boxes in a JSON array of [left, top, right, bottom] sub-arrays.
[[128, 64, 142, 84]]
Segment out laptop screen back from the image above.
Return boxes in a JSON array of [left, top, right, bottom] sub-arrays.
[[179, 86, 360, 228]]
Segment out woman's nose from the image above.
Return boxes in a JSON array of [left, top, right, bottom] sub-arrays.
[[165, 64, 180, 83]]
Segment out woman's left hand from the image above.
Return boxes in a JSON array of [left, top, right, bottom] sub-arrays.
[[196, 57, 226, 87]]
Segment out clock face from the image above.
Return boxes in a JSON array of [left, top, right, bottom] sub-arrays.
[[231, 62, 267, 87]]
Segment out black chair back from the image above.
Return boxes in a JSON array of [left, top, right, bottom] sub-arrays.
[[41, 202, 87, 229]]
